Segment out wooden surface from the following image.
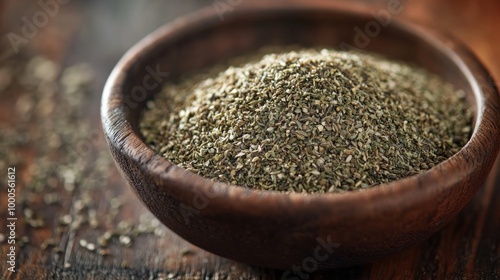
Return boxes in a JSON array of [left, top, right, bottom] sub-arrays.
[[1, 0, 499, 279]]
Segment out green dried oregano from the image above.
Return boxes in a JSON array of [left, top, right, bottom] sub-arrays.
[[140, 48, 472, 193]]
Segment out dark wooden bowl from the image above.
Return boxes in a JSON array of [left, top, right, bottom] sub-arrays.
[[101, 1, 500, 269]]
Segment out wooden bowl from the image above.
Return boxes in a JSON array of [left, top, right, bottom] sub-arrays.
[[101, 1, 500, 269]]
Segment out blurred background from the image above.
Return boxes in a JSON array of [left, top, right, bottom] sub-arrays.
[[0, 0, 499, 279]]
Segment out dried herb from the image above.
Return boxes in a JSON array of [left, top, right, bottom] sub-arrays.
[[141, 48, 472, 193]]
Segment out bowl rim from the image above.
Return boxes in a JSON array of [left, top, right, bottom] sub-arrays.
[[101, 2, 500, 207]]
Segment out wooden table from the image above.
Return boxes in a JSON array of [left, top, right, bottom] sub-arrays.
[[1, 0, 499, 279]]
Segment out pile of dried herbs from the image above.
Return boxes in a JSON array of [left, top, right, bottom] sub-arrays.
[[141, 49, 472, 193]]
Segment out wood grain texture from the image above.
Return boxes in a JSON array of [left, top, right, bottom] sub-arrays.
[[1, 0, 499, 279]]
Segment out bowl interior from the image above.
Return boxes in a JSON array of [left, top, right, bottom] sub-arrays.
[[122, 8, 478, 137]]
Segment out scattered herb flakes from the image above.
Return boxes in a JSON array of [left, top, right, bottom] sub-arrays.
[[0, 54, 164, 260]]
